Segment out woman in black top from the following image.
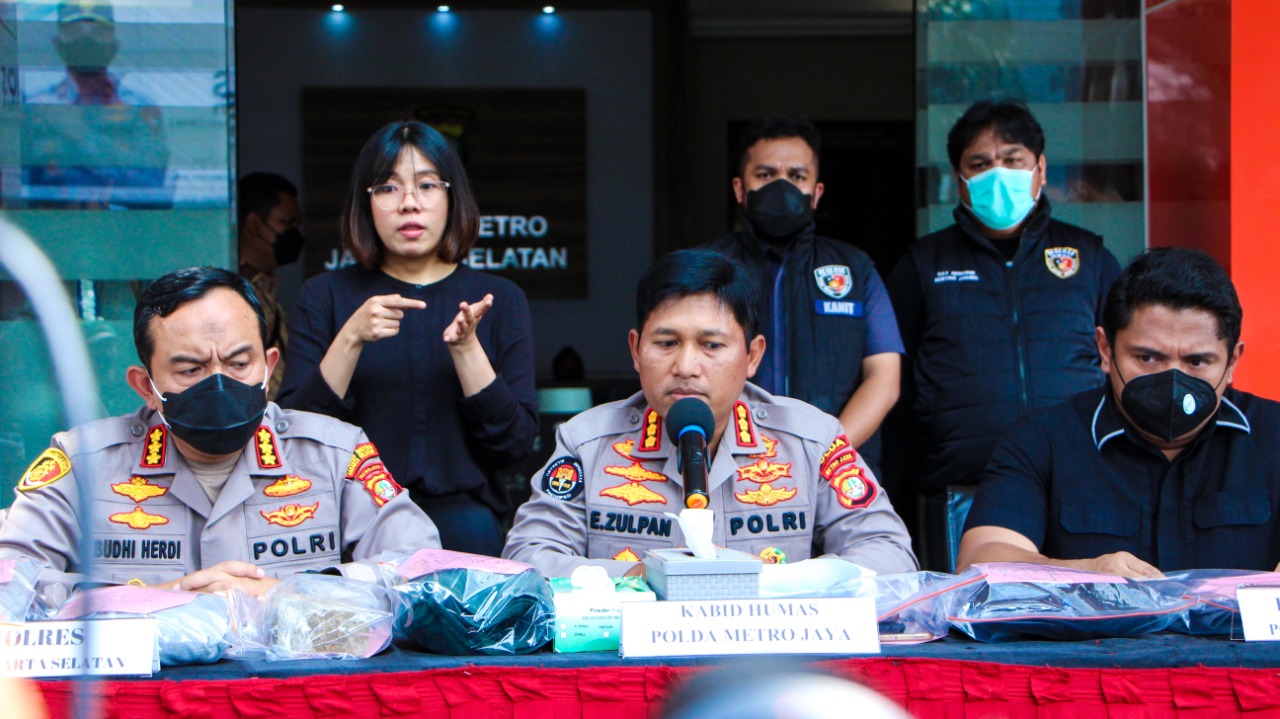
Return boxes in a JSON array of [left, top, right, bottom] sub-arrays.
[[278, 121, 538, 555]]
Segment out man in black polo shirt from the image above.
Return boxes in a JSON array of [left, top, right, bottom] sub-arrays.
[[958, 248, 1280, 576]]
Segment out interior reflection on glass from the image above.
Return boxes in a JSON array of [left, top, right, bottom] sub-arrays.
[[19, 1, 172, 209]]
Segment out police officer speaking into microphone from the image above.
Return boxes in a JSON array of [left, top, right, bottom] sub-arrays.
[[503, 249, 917, 578], [0, 266, 440, 598]]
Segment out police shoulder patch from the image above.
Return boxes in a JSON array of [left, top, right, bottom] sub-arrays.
[[542, 456, 585, 501], [18, 448, 72, 492]]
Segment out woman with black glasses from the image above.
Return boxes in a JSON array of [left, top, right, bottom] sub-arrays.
[[278, 120, 537, 556]]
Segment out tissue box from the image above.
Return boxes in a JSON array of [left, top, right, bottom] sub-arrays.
[[549, 575, 656, 653], [643, 548, 762, 601]]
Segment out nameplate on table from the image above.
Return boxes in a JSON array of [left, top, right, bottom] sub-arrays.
[[0, 618, 157, 677], [619, 597, 878, 658], [1235, 586, 1280, 641]]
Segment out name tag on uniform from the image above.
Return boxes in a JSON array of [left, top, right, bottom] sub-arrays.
[[814, 300, 863, 316]]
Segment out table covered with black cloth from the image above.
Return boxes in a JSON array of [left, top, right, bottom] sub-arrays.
[[34, 634, 1280, 718]]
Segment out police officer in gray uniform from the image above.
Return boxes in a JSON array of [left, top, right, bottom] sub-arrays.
[[0, 267, 440, 597], [504, 250, 917, 578]]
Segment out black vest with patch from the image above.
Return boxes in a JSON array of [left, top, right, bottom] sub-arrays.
[[707, 224, 877, 462], [906, 201, 1116, 493]]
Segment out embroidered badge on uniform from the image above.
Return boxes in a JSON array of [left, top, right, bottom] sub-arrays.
[[749, 435, 779, 459], [255, 426, 282, 469], [759, 547, 788, 564], [108, 506, 170, 530], [733, 402, 756, 447], [18, 448, 72, 492], [344, 442, 380, 479], [820, 447, 858, 479], [638, 409, 662, 451], [818, 435, 853, 481], [140, 425, 167, 468], [542, 456, 585, 501], [737, 458, 793, 484], [600, 482, 667, 506], [814, 264, 853, 299], [354, 462, 402, 507], [612, 547, 640, 562], [263, 475, 312, 498], [1044, 246, 1080, 279], [735, 484, 799, 506], [111, 476, 168, 502], [260, 501, 320, 528], [827, 463, 877, 510], [604, 464, 668, 483]]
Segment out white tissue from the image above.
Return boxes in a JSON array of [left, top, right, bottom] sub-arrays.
[[666, 508, 716, 559]]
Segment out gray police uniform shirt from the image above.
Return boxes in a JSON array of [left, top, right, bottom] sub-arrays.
[[0, 403, 441, 593], [503, 384, 918, 578]]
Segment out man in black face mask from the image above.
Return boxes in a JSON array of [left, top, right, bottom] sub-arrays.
[[957, 248, 1280, 577], [237, 172, 305, 398], [0, 267, 440, 599], [704, 116, 903, 475]]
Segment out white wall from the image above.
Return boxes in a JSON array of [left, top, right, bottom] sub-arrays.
[[237, 8, 654, 378]]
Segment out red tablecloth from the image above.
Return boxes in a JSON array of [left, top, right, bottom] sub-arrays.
[[32, 657, 1280, 718]]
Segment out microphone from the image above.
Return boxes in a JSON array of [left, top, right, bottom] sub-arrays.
[[665, 398, 715, 509]]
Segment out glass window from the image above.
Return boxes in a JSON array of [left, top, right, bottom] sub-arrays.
[[0, 0, 234, 502]]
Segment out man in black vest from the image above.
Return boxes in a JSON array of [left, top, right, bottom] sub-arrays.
[[705, 116, 903, 473], [886, 100, 1120, 568]]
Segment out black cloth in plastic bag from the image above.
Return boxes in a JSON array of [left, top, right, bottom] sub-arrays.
[[383, 549, 554, 656]]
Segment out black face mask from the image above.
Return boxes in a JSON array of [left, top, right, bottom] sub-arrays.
[[153, 372, 268, 456], [742, 179, 813, 241], [272, 228, 306, 266], [1117, 367, 1223, 443]]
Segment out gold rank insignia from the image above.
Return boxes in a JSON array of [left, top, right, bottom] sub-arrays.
[[111, 476, 168, 502], [263, 475, 312, 498], [255, 427, 282, 469], [600, 482, 667, 506], [345, 442, 380, 478], [638, 409, 662, 451], [108, 506, 170, 530], [18, 448, 72, 492], [260, 501, 320, 528], [733, 402, 756, 446], [140, 425, 167, 468], [612, 547, 640, 562]]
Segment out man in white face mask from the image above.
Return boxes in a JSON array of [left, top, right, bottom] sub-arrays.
[[958, 248, 1280, 577], [885, 100, 1122, 571], [0, 266, 440, 600]]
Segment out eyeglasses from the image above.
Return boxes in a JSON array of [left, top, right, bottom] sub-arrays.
[[366, 180, 451, 210]]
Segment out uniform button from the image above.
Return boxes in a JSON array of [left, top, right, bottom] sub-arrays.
[[627, 413, 640, 424], [755, 408, 768, 420], [129, 423, 145, 437], [275, 420, 290, 433]]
